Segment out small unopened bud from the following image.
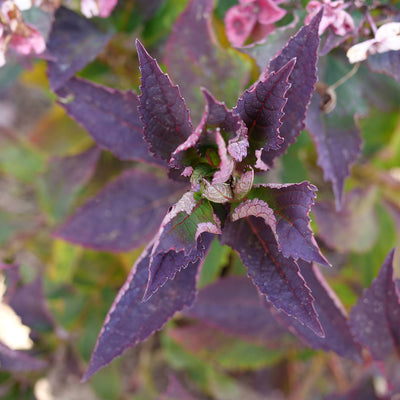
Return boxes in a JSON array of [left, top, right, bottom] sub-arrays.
[[201, 179, 233, 203]]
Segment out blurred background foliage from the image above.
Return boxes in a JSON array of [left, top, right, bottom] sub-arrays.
[[0, 0, 400, 399]]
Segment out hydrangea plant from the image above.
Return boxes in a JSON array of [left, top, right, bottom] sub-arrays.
[[53, 9, 334, 379]]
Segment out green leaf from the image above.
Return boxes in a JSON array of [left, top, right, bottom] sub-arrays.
[[216, 340, 284, 371], [0, 144, 44, 183], [198, 238, 231, 288], [350, 203, 397, 287], [50, 240, 82, 283], [359, 109, 400, 159]]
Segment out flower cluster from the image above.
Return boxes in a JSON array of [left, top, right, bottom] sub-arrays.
[[224, 0, 286, 47], [305, 0, 354, 36], [81, 0, 118, 18], [0, 0, 45, 67], [347, 22, 400, 63]]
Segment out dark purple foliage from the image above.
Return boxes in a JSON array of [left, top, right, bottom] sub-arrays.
[[53, 11, 334, 381], [184, 275, 290, 342], [137, 40, 193, 162], [235, 58, 295, 160], [221, 216, 323, 336], [56, 78, 159, 164], [349, 249, 400, 360], [82, 243, 204, 381], [241, 16, 301, 72], [145, 197, 218, 298], [170, 89, 249, 170], [368, 51, 400, 84], [305, 91, 362, 210], [260, 9, 322, 167], [269, 261, 362, 361], [0, 341, 47, 372], [248, 182, 330, 266], [163, 0, 250, 123], [39, 146, 101, 218], [4, 274, 55, 333], [46, 7, 112, 91], [55, 169, 187, 251]]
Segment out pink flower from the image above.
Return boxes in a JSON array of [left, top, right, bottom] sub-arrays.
[[0, 1, 46, 67], [305, 0, 354, 36], [81, 0, 118, 18], [225, 0, 286, 47], [347, 22, 400, 63]]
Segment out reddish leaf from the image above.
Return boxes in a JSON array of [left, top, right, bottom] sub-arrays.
[[46, 7, 112, 91], [368, 51, 400, 84], [184, 276, 290, 343], [163, 0, 251, 123], [56, 78, 159, 164], [235, 58, 295, 160], [269, 261, 362, 361], [221, 216, 323, 336], [260, 9, 322, 167], [38, 146, 101, 219], [0, 341, 47, 372], [83, 243, 203, 381], [305, 90, 362, 210], [55, 169, 187, 252], [247, 182, 329, 266], [145, 194, 219, 298], [137, 40, 193, 162], [349, 249, 400, 360]]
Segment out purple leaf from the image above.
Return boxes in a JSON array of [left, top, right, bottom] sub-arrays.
[[55, 78, 160, 164], [184, 276, 290, 343], [235, 58, 294, 159], [241, 14, 301, 71], [269, 261, 362, 362], [368, 51, 400, 84], [145, 193, 220, 298], [201, 89, 248, 163], [247, 183, 330, 266], [0, 341, 47, 372], [349, 249, 400, 360], [260, 9, 322, 167], [170, 89, 248, 171], [55, 169, 187, 252], [137, 40, 193, 162], [46, 7, 112, 91], [313, 188, 378, 253], [38, 146, 101, 219], [163, 0, 251, 124], [305, 90, 362, 210], [221, 216, 323, 336], [3, 273, 55, 333], [83, 243, 203, 381]]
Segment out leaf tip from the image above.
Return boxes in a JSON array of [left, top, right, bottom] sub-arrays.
[[135, 39, 149, 63]]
